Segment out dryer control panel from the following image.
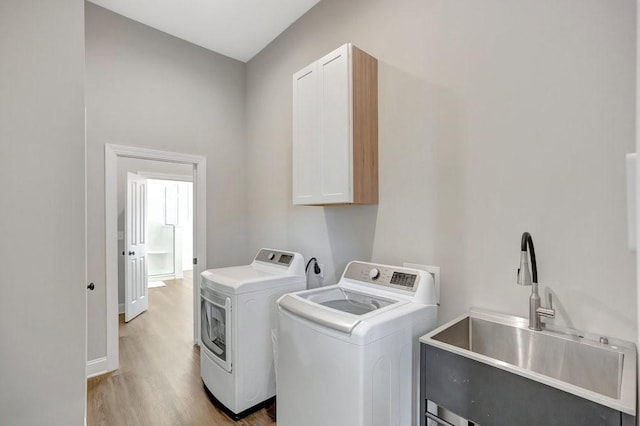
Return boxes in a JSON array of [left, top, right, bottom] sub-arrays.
[[255, 249, 295, 266], [343, 262, 420, 292]]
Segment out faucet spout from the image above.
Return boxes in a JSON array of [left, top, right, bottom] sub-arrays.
[[517, 232, 554, 330], [519, 232, 537, 284]]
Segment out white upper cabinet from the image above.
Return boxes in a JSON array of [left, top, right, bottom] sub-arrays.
[[292, 43, 378, 206]]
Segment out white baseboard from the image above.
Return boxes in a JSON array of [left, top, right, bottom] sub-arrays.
[[118, 303, 124, 314], [150, 273, 175, 281], [86, 357, 109, 378]]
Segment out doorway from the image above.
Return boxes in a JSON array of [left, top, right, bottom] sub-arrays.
[[117, 161, 194, 323], [103, 144, 206, 373], [144, 177, 194, 285]]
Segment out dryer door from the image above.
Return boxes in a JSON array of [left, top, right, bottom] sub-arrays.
[[200, 287, 232, 372]]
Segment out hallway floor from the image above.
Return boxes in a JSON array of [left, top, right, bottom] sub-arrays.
[[87, 272, 276, 426]]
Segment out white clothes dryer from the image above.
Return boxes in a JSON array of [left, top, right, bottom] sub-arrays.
[[277, 261, 438, 426], [200, 248, 305, 419]]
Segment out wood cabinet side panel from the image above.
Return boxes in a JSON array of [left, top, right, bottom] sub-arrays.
[[351, 46, 378, 205]]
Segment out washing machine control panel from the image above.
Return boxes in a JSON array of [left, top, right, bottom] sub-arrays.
[[255, 249, 295, 266], [344, 262, 419, 292]]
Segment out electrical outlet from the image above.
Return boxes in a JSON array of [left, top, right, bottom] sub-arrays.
[[316, 264, 324, 278]]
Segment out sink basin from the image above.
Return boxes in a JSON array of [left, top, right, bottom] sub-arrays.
[[421, 309, 636, 415]]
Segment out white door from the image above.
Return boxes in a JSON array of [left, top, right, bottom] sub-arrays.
[[125, 172, 148, 322]]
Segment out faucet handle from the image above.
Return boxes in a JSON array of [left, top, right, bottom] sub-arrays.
[[537, 293, 555, 319], [537, 306, 555, 318]]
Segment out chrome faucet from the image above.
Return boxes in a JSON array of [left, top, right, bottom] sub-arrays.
[[517, 232, 555, 331]]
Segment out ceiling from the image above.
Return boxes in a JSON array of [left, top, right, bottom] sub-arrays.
[[88, 0, 321, 62]]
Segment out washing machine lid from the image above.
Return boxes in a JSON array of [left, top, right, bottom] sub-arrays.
[[278, 286, 405, 334], [279, 293, 360, 334], [201, 265, 305, 294]]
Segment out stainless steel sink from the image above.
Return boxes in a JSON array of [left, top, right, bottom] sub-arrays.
[[421, 309, 636, 415]]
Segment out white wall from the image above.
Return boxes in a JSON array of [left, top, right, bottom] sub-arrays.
[[246, 0, 637, 341], [86, 3, 247, 361], [637, 0, 640, 353], [0, 1, 86, 424]]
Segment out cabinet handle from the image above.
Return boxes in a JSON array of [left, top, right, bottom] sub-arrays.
[[128, 251, 135, 256], [87, 282, 95, 291]]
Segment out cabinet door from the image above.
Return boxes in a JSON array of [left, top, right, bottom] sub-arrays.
[[293, 62, 321, 205], [318, 44, 352, 203]]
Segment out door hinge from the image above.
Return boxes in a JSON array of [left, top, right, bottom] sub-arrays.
[[193, 258, 197, 265]]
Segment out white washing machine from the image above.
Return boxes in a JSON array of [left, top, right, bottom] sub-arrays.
[[200, 248, 305, 419], [277, 261, 438, 426]]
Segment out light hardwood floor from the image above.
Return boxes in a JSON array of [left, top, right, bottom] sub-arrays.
[[87, 273, 276, 426]]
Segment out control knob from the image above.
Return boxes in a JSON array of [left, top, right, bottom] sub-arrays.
[[369, 268, 380, 280], [267, 253, 275, 260]]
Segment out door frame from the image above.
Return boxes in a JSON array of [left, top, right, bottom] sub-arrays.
[[102, 144, 206, 374]]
